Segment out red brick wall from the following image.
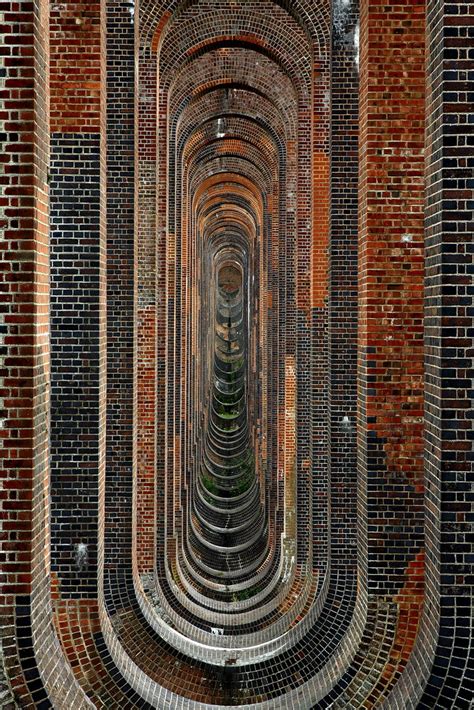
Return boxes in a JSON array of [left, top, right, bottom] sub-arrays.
[[48, 0, 106, 598], [1, 1, 50, 704], [50, 2, 102, 132], [1, 1, 89, 706], [2, 1, 472, 708], [136, 52, 158, 574], [358, 0, 426, 594]]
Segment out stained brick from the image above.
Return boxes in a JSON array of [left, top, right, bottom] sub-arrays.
[[1, 1, 472, 708]]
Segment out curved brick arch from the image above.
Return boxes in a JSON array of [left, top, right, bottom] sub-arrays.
[[173, 115, 312, 656], [139, 0, 330, 54], [173, 124, 284, 602], [174, 88, 294, 150], [168, 62, 312, 644], [190, 159, 274, 199], [3, 0, 473, 708], [158, 11, 312, 97], [168, 47, 298, 136], [196, 192, 263, 240], [168, 108, 281, 232], [181, 123, 281, 186], [151, 4, 318, 652], [185, 141, 277, 201]]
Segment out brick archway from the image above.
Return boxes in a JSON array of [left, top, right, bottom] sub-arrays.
[[1, 1, 472, 709]]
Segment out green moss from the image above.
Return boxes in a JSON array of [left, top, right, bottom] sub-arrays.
[[232, 585, 262, 602], [201, 476, 218, 495]]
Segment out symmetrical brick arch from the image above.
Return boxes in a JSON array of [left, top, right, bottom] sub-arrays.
[[1, 1, 472, 708]]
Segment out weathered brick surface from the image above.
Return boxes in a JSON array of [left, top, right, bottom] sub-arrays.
[[1, 1, 473, 708], [358, 0, 426, 595], [103, 0, 135, 570], [136, 51, 158, 574], [48, 0, 106, 601], [50, 2, 102, 132], [329, 0, 359, 566], [1, 2, 90, 707], [1, 2, 50, 703], [50, 134, 102, 597], [418, 1, 474, 706]]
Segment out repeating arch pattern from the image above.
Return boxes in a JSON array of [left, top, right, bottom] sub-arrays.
[[1, 1, 472, 709]]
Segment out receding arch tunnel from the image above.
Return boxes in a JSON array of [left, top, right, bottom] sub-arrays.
[[2, 1, 473, 709]]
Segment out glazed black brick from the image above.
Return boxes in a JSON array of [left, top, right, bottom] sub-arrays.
[[1, 1, 473, 708], [420, 1, 474, 706], [104, 1, 135, 568], [50, 133, 102, 597], [328, 0, 359, 566]]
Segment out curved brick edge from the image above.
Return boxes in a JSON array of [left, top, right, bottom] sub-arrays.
[[94, 567, 363, 706], [96, 575, 361, 708], [53, 599, 155, 710], [48, 572, 425, 710], [2, 1, 466, 707], [1, 2, 91, 708], [0, 645, 20, 709], [416, 1, 474, 706]]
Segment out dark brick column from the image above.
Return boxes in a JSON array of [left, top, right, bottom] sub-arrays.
[[49, 0, 106, 598], [419, 2, 474, 707], [0, 2, 50, 704], [329, 0, 359, 565], [104, 0, 135, 570], [1, 2, 91, 706]]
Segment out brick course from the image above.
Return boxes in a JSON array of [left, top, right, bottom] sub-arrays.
[[1, 1, 472, 708]]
